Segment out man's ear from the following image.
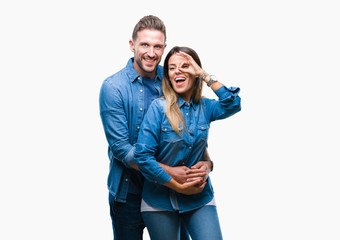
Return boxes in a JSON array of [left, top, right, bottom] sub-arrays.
[[129, 40, 135, 52]]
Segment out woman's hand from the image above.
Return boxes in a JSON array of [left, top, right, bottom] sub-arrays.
[[176, 51, 204, 78], [164, 178, 206, 195], [179, 179, 207, 195], [186, 161, 211, 182]]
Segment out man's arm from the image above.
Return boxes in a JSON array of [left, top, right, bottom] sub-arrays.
[[99, 80, 135, 167], [186, 149, 213, 182], [153, 149, 213, 184], [132, 150, 212, 183], [131, 162, 192, 184]]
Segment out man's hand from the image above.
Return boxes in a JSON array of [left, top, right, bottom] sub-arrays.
[[159, 161, 212, 184], [159, 163, 190, 184], [186, 161, 211, 182], [177, 179, 207, 195]]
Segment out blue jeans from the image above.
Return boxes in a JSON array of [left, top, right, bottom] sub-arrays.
[[142, 205, 223, 240], [109, 193, 145, 240], [109, 193, 190, 240]]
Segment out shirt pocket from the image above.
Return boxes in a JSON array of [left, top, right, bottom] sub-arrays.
[[197, 122, 209, 142], [161, 125, 184, 143]]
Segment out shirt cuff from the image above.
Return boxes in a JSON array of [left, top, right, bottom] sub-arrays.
[[215, 86, 240, 100], [123, 146, 136, 168], [154, 170, 172, 185]]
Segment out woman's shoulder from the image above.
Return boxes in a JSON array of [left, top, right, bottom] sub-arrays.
[[150, 97, 166, 108], [145, 97, 166, 116]]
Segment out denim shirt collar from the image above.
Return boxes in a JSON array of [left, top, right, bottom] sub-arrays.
[[178, 96, 198, 111], [126, 57, 163, 83]]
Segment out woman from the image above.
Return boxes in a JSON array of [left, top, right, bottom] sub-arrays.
[[135, 46, 241, 240]]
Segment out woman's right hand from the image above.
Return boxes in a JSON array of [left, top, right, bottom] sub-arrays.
[[176, 51, 204, 79], [164, 178, 206, 195]]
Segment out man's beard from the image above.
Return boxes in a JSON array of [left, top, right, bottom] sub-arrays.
[[135, 56, 157, 73]]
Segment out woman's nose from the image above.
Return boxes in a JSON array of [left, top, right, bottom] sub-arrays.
[[175, 66, 181, 74]]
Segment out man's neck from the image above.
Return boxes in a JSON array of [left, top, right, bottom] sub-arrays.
[[133, 60, 157, 79]]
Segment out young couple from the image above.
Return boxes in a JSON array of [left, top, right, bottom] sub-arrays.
[[100, 15, 241, 240]]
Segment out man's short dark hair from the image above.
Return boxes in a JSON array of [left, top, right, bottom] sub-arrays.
[[132, 15, 166, 42]]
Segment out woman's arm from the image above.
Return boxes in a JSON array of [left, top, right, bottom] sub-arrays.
[[135, 100, 206, 194], [135, 100, 172, 185], [176, 50, 241, 122], [164, 179, 206, 195]]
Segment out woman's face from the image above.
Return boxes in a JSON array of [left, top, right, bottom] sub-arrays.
[[168, 53, 196, 102]]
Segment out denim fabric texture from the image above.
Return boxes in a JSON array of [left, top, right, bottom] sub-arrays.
[[109, 193, 145, 240], [99, 58, 163, 202], [142, 205, 223, 240], [135, 85, 241, 213]]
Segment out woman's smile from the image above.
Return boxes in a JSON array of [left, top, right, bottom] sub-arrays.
[[168, 55, 196, 101]]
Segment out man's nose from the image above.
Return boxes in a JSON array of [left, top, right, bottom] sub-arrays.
[[147, 47, 155, 57]]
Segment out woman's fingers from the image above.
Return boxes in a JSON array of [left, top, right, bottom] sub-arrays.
[[176, 51, 202, 77]]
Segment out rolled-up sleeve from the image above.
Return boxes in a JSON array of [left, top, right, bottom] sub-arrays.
[[135, 101, 172, 185], [99, 80, 135, 168], [207, 85, 241, 122]]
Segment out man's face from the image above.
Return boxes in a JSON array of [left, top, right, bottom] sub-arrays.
[[129, 29, 166, 78]]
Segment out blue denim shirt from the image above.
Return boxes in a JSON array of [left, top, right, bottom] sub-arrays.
[[135, 85, 241, 213], [99, 58, 163, 202]]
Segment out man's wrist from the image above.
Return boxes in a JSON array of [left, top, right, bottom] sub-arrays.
[[202, 159, 214, 172]]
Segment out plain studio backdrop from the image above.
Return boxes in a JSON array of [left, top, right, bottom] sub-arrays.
[[0, 0, 339, 239]]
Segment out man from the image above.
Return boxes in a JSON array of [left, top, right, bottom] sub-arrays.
[[99, 15, 213, 239]]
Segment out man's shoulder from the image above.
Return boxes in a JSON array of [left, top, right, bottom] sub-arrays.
[[102, 58, 136, 87], [104, 68, 128, 86], [101, 71, 134, 96]]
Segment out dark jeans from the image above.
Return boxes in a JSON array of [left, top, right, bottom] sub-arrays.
[[109, 193, 189, 240]]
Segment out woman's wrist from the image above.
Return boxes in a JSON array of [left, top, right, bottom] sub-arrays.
[[198, 71, 208, 82], [165, 179, 183, 193]]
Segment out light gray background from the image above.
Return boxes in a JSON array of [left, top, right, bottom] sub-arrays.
[[1, 0, 339, 239]]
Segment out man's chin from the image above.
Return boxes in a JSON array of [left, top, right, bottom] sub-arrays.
[[142, 65, 157, 73]]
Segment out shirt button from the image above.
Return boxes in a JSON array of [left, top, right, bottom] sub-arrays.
[[186, 113, 189, 116], [164, 128, 167, 132], [137, 126, 140, 129], [125, 178, 129, 182], [189, 146, 192, 149], [140, 108, 143, 111], [140, 89, 143, 93]]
